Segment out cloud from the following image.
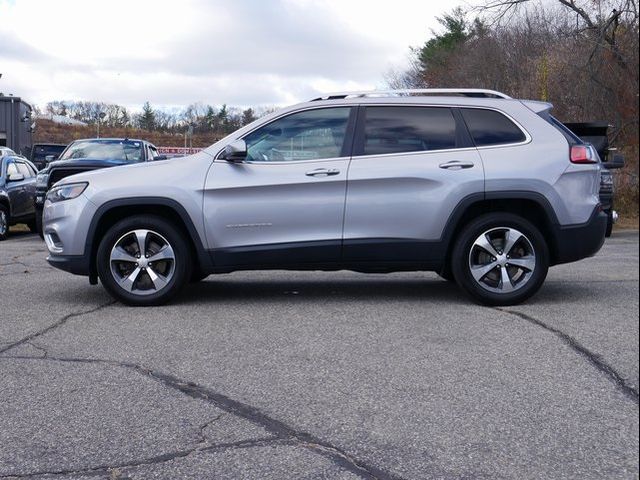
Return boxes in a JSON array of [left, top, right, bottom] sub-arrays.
[[0, 0, 453, 109], [0, 30, 48, 62]]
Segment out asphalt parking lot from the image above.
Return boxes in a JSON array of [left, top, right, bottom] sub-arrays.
[[0, 230, 638, 480]]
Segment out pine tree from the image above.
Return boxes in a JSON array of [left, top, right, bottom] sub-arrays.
[[139, 101, 156, 131]]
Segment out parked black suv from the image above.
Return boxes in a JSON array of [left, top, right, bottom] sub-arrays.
[[0, 155, 38, 240], [29, 143, 67, 170], [35, 138, 164, 237]]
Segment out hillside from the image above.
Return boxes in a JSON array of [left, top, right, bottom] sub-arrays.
[[34, 119, 222, 148]]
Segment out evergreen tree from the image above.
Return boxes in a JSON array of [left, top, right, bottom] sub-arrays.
[[241, 108, 256, 126], [139, 101, 156, 131]]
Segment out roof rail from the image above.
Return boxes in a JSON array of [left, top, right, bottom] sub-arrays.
[[309, 88, 512, 101]]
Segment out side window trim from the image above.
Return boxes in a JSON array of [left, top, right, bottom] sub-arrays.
[[352, 105, 474, 158]]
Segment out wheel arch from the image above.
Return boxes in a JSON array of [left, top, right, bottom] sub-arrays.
[[86, 197, 211, 283], [441, 192, 561, 272]]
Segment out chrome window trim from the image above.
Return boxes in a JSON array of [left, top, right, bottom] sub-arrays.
[[213, 103, 532, 163], [350, 146, 478, 161]]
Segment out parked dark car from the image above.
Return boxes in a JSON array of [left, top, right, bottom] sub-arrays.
[[34, 138, 165, 237], [29, 143, 67, 170], [0, 155, 38, 240], [563, 122, 624, 237]]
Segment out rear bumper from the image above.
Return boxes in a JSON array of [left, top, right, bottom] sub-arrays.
[[552, 207, 608, 265]]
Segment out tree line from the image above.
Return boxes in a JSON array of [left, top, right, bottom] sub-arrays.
[[37, 100, 274, 136]]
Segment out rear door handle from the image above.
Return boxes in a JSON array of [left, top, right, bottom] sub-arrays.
[[305, 168, 340, 177], [439, 161, 474, 170]]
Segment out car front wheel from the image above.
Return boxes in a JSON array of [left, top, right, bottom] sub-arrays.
[[0, 205, 8, 241], [97, 216, 192, 306], [451, 213, 549, 306]]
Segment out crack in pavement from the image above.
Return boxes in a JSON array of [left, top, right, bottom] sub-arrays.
[[0, 354, 404, 480], [23, 341, 48, 358], [0, 301, 116, 356], [196, 414, 224, 446], [496, 308, 639, 404], [0, 438, 290, 479]]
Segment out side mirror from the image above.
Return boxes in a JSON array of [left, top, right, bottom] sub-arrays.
[[45, 155, 58, 163], [154, 155, 168, 161], [221, 139, 247, 163], [602, 153, 624, 170], [8, 173, 25, 182]]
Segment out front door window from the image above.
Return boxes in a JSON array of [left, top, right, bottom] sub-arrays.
[[243, 107, 351, 162]]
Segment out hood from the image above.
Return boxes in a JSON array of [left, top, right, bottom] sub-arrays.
[[42, 157, 137, 173], [53, 150, 214, 189]]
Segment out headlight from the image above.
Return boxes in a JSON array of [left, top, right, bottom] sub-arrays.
[[36, 172, 49, 187], [46, 182, 88, 203]]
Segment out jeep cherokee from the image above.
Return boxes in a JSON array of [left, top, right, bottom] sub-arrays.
[[42, 89, 607, 306]]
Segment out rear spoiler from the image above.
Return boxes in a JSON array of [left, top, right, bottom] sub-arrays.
[[520, 100, 553, 115]]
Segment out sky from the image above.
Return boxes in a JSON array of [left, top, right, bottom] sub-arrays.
[[0, 0, 457, 111]]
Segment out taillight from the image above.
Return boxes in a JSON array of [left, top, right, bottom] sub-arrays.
[[570, 145, 597, 164]]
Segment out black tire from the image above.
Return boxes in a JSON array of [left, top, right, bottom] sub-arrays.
[[605, 212, 613, 238], [96, 215, 192, 306], [35, 207, 44, 239], [0, 205, 8, 241], [451, 213, 549, 306], [27, 219, 38, 234]]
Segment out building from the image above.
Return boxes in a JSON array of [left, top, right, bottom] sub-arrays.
[[0, 94, 34, 156]]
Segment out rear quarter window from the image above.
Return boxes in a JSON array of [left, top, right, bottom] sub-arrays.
[[461, 108, 526, 147]]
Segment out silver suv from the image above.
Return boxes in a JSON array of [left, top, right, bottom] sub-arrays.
[[43, 89, 607, 306]]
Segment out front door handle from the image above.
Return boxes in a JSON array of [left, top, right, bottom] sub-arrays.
[[305, 168, 340, 177], [439, 161, 475, 170]]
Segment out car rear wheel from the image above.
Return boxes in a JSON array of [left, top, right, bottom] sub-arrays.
[[97, 216, 192, 306], [451, 213, 549, 306]]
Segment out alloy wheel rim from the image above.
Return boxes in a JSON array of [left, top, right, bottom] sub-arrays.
[[468, 227, 536, 294], [0, 211, 7, 235], [109, 229, 176, 296]]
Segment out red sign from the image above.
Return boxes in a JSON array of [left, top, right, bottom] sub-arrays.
[[157, 147, 204, 155]]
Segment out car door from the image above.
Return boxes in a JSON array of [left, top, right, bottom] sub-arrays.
[[343, 105, 484, 264], [203, 106, 355, 267], [16, 161, 37, 216], [4, 160, 29, 217]]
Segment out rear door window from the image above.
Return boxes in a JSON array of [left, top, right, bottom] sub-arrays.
[[461, 108, 526, 146], [359, 106, 458, 156]]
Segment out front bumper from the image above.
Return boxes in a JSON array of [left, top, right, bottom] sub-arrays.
[[552, 207, 608, 265], [46, 253, 91, 276], [43, 193, 97, 278]]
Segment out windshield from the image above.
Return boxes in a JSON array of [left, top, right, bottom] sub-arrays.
[[59, 140, 144, 162], [33, 145, 66, 162]]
